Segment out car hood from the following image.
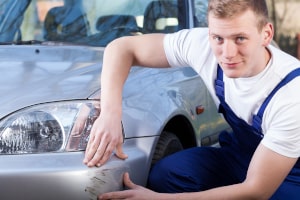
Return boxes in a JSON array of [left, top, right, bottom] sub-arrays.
[[0, 44, 103, 117]]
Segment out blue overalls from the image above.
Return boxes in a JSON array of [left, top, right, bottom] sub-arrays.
[[148, 66, 300, 199]]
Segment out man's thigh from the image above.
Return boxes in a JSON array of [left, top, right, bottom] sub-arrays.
[[147, 146, 246, 193]]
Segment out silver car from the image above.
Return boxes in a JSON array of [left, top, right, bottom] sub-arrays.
[[0, 0, 229, 199]]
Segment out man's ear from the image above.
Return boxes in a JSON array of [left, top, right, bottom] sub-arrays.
[[262, 23, 274, 46]]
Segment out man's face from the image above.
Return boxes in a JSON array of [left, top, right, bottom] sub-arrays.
[[208, 9, 273, 78]]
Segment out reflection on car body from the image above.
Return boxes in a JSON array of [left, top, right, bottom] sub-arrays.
[[0, 0, 230, 199]]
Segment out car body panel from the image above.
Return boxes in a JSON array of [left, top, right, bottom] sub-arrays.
[[0, 137, 155, 199], [0, 0, 230, 199], [0, 45, 102, 117]]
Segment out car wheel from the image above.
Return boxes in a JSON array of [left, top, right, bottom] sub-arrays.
[[151, 131, 183, 166]]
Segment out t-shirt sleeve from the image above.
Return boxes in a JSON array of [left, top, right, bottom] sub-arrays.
[[261, 79, 300, 158], [163, 28, 212, 71]]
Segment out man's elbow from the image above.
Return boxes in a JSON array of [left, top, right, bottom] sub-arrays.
[[243, 180, 276, 200]]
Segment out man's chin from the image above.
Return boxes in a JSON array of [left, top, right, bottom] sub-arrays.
[[223, 69, 241, 79]]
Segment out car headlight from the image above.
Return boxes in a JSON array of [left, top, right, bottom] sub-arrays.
[[0, 101, 100, 154]]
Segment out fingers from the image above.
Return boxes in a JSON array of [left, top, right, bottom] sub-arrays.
[[123, 172, 136, 189], [84, 120, 98, 158], [98, 173, 147, 200], [83, 117, 127, 167], [98, 190, 130, 200], [83, 120, 107, 166], [115, 143, 128, 160], [84, 136, 126, 167], [86, 140, 111, 167], [98, 173, 133, 200], [83, 125, 100, 166], [84, 132, 115, 167]]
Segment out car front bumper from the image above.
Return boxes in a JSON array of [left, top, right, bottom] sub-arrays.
[[0, 137, 156, 200]]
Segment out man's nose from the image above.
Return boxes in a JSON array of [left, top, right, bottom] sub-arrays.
[[222, 40, 237, 59]]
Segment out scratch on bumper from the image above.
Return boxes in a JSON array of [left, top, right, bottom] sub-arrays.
[[85, 166, 129, 200]]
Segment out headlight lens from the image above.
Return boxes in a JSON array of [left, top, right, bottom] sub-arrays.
[[0, 101, 100, 154]]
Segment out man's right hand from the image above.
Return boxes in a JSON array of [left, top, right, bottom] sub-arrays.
[[83, 114, 128, 167]]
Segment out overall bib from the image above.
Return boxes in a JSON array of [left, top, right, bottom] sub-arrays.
[[148, 66, 300, 199]]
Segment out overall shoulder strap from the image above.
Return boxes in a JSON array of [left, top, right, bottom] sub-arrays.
[[215, 65, 225, 102], [252, 68, 300, 132]]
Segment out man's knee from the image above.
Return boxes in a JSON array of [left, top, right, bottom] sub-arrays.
[[147, 152, 201, 193]]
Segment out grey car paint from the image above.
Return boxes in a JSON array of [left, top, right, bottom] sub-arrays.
[[0, 0, 230, 199], [0, 45, 228, 199]]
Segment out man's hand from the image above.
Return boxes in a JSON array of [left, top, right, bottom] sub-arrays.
[[98, 172, 162, 200], [83, 114, 128, 167]]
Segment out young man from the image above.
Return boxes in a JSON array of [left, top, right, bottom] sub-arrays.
[[84, 0, 300, 199]]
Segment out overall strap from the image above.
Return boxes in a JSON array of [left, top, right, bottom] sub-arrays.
[[215, 65, 225, 102], [252, 68, 300, 132]]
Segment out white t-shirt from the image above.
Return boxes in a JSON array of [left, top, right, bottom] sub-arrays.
[[164, 27, 300, 158]]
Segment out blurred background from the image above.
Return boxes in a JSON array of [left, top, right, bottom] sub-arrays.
[[267, 0, 300, 59], [3, 0, 299, 59]]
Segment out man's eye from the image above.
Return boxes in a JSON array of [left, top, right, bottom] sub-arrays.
[[214, 36, 223, 43], [236, 37, 246, 43]]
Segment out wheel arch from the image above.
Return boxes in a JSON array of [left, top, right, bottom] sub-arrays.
[[163, 115, 197, 149]]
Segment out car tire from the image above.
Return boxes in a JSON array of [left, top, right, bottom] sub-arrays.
[[151, 131, 183, 166]]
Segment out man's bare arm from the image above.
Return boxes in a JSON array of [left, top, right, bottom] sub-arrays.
[[84, 34, 170, 167], [178, 144, 297, 200]]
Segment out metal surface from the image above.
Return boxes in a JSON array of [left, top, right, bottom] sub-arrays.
[[0, 0, 229, 199]]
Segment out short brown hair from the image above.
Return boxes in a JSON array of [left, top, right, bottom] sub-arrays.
[[208, 0, 269, 31]]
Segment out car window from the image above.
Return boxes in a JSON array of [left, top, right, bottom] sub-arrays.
[[0, 0, 31, 42], [0, 0, 189, 47], [193, 0, 208, 27]]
